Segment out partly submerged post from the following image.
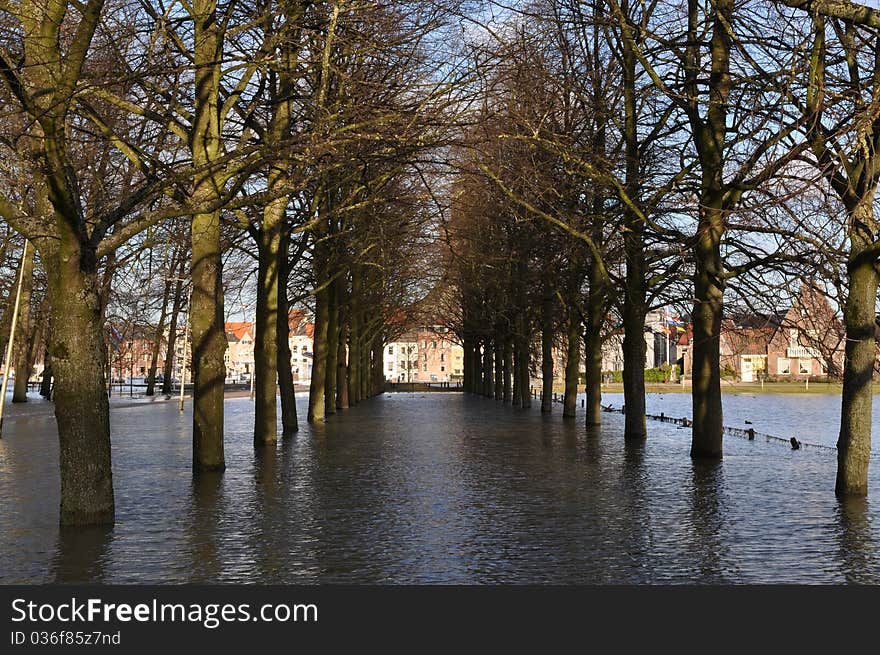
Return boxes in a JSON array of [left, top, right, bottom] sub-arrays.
[[0, 240, 29, 438]]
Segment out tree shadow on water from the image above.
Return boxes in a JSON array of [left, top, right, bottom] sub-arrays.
[[50, 525, 113, 583], [834, 496, 880, 584], [686, 460, 731, 582]]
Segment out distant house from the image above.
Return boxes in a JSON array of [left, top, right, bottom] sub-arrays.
[[287, 309, 314, 382], [224, 321, 255, 381], [678, 283, 845, 382], [600, 310, 679, 375], [385, 326, 463, 383]]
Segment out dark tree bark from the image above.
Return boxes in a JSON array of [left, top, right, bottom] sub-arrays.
[[39, 345, 52, 399], [44, 238, 114, 525], [541, 299, 554, 413], [324, 277, 339, 416], [563, 310, 580, 418], [277, 235, 298, 435], [308, 250, 330, 422], [503, 336, 513, 404]]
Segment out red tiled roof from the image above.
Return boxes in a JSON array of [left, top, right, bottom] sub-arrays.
[[225, 321, 253, 341]]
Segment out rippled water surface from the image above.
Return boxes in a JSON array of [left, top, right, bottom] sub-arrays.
[[1, 392, 878, 584]]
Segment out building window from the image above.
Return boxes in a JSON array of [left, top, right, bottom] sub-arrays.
[[432, 341, 437, 349], [423, 353, 427, 362], [388, 346, 394, 355], [388, 362, 394, 371], [440, 353, 445, 362], [778, 358, 790, 375], [799, 359, 811, 375], [423, 364, 427, 372], [441, 366, 445, 372], [292, 345, 298, 353]]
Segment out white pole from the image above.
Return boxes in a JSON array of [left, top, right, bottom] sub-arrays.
[[0, 240, 30, 438], [179, 286, 191, 412]]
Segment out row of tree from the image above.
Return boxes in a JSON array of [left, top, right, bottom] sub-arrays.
[[447, 0, 880, 498], [0, 0, 463, 525]]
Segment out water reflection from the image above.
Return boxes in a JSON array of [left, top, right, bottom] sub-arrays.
[[185, 473, 224, 583], [834, 497, 878, 584], [51, 526, 112, 583], [687, 461, 732, 583], [1, 394, 880, 583]]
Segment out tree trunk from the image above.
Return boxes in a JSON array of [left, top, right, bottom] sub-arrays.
[[463, 336, 475, 393], [584, 270, 604, 425], [39, 345, 52, 398], [503, 336, 512, 404], [541, 304, 554, 413], [254, 219, 283, 445], [189, 0, 227, 472], [516, 312, 531, 408], [512, 340, 521, 406], [12, 242, 35, 403], [689, 204, 725, 459], [494, 340, 503, 399], [308, 255, 330, 423], [146, 273, 173, 397], [44, 240, 114, 525], [348, 305, 360, 405], [483, 340, 493, 398], [563, 310, 580, 418], [161, 271, 185, 395], [584, 323, 602, 426], [836, 203, 879, 496], [277, 234, 298, 435], [337, 312, 349, 409], [324, 278, 339, 416], [190, 209, 227, 471], [371, 338, 384, 397], [622, 240, 648, 440]]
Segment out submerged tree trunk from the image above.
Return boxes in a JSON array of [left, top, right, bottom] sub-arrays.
[[44, 239, 114, 525], [324, 278, 339, 416], [146, 273, 173, 397], [161, 271, 185, 395], [541, 304, 554, 413], [39, 345, 52, 398], [337, 310, 349, 409], [277, 236, 298, 435], [494, 340, 503, 399], [463, 336, 475, 393], [12, 242, 35, 403], [190, 209, 227, 471], [503, 336, 512, 404], [563, 310, 580, 418], [308, 253, 330, 422], [483, 341, 494, 398], [689, 203, 725, 459], [621, 240, 648, 440], [253, 215, 284, 445], [584, 270, 605, 425], [189, 0, 226, 472], [516, 313, 531, 408], [836, 203, 879, 496]]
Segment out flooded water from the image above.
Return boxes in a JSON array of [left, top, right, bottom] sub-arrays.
[[0, 392, 878, 584], [601, 391, 880, 452]]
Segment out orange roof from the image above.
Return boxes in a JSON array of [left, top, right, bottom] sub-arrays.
[[289, 308, 307, 332], [225, 321, 254, 341]]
